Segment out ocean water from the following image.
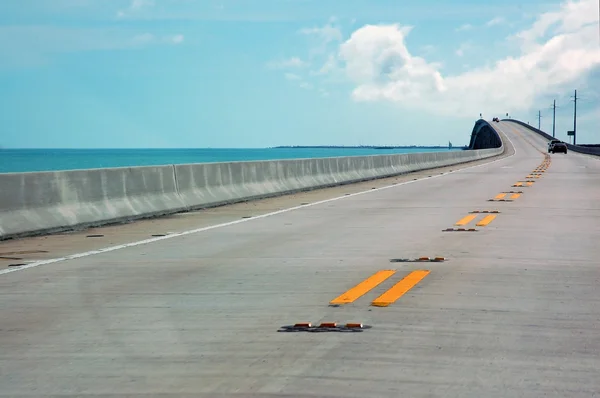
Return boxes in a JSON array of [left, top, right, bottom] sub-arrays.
[[0, 147, 462, 174]]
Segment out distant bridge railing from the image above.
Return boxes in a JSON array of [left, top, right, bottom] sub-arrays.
[[504, 119, 600, 156]]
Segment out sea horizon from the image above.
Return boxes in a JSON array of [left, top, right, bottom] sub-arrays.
[[0, 146, 464, 174]]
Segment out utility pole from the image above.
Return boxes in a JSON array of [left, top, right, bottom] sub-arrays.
[[572, 89, 578, 145], [537, 110, 542, 130], [552, 100, 556, 137]]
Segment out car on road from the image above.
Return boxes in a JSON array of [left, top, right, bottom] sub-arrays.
[[492, 117, 500, 122], [547, 139, 561, 153], [550, 141, 567, 154]]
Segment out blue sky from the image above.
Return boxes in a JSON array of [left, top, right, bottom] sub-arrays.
[[0, 0, 598, 148]]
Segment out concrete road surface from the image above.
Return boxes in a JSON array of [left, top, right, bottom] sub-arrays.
[[1, 121, 599, 397]]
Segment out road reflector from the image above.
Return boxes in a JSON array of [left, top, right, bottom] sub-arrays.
[[319, 322, 338, 328], [345, 323, 363, 329], [278, 323, 372, 333], [390, 257, 446, 263], [293, 323, 312, 328]]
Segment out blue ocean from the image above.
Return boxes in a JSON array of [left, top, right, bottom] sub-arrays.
[[0, 147, 462, 174]]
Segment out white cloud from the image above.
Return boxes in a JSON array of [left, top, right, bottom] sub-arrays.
[[455, 42, 473, 57], [332, 0, 600, 118], [312, 54, 339, 75], [456, 24, 473, 32], [0, 26, 184, 68], [299, 24, 343, 44], [319, 88, 330, 97], [419, 44, 436, 55], [131, 0, 152, 10], [117, 0, 153, 18], [486, 17, 505, 27], [284, 72, 301, 80], [513, 0, 599, 51], [299, 82, 314, 90], [130, 32, 184, 46], [267, 56, 309, 69], [339, 25, 445, 95], [170, 34, 184, 44], [299, 18, 343, 58]]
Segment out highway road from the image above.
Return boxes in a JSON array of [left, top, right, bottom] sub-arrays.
[[1, 121, 600, 397]]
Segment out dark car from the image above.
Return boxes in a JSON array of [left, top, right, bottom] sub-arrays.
[[547, 139, 561, 152], [550, 142, 567, 154]]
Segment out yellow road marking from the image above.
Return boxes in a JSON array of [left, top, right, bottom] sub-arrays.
[[476, 214, 497, 226], [371, 270, 430, 307], [330, 270, 396, 305], [494, 193, 507, 200], [510, 193, 521, 200], [455, 214, 477, 226], [526, 182, 534, 187]]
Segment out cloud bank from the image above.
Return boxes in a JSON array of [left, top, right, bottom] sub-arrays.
[[337, 0, 600, 117], [274, 0, 600, 118]]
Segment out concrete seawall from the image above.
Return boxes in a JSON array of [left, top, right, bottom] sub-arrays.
[[0, 142, 504, 240]]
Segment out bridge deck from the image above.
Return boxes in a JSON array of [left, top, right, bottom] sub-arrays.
[[1, 121, 599, 397]]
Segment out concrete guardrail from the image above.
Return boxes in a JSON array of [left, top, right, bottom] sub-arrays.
[[503, 119, 600, 156], [0, 130, 505, 240]]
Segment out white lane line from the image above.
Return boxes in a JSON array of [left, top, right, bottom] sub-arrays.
[[1, 134, 517, 276]]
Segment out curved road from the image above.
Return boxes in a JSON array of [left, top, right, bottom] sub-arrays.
[[1, 121, 600, 397]]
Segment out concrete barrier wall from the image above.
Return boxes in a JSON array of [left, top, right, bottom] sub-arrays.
[[0, 144, 504, 240], [0, 165, 186, 239], [174, 148, 502, 209]]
